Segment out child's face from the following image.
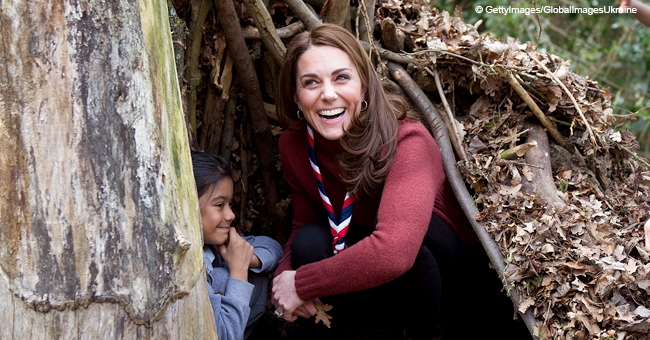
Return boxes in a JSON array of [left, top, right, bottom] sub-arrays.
[[199, 177, 235, 246]]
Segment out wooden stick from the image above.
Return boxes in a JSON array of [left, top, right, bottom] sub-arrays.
[[497, 66, 572, 152], [500, 141, 538, 160], [387, 62, 539, 340], [241, 0, 287, 64], [428, 67, 469, 164], [187, 0, 213, 134], [241, 22, 305, 39], [283, 0, 322, 30], [528, 53, 599, 151], [214, 0, 281, 232]]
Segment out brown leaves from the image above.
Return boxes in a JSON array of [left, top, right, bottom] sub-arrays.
[[314, 303, 333, 328], [375, 1, 650, 338]]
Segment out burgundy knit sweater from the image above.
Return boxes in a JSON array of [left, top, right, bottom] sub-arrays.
[[276, 119, 476, 302]]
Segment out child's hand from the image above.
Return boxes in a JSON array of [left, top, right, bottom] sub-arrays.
[[217, 228, 254, 281]]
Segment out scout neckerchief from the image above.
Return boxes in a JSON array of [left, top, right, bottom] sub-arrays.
[[307, 124, 356, 254]]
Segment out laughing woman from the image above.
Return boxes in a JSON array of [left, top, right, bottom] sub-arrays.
[[270, 24, 483, 340]]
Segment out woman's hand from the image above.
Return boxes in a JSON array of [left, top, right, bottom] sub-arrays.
[[272, 270, 306, 321], [644, 218, 650, 253], [217, 228, 254, 281]]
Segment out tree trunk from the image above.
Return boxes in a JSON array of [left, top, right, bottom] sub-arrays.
[[0, 1, 218, 338]]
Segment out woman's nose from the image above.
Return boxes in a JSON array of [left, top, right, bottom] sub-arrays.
[[321, 82, 337, 101]]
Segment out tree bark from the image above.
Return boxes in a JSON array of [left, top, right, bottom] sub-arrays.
[[0, 0, 217, 338], [324, 0, 351, 30]]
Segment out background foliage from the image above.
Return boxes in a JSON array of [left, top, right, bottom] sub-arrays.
[[428, 0, 650, 158]]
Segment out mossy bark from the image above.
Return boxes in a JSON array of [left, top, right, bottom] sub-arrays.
[[0, 0, 217, 338]]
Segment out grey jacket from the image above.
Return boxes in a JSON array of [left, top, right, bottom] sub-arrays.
[[203, 235, 282, 340]]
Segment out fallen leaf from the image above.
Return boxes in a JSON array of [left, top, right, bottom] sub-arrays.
[[315, 303, 333, 328]]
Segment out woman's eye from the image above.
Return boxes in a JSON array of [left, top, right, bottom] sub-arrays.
[[303, 79, 316, 87], [336, 74, 350, 81]]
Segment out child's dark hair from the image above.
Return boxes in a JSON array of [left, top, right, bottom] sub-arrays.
[[191, 150, 235, 198]]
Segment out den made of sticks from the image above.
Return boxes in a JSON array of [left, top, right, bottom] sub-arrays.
[[1, 0, 649, 339]]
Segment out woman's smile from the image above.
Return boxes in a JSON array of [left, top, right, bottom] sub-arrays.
[[294, 45, 366, 140]]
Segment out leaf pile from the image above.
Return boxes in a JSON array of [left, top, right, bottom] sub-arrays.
[[376, 2, 650, 339]]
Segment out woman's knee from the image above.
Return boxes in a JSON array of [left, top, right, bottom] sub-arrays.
[[290, 221, 333, 268]]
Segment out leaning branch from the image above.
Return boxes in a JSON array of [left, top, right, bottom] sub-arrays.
[[241, 21, 305, 39], [283, 0, 322, 30], [241, 0, 286, 64], [387, 61, 539, 340]]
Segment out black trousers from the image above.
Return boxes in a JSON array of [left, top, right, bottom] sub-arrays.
[[290, 213, 531, 340], [290, 212, 464, 340]]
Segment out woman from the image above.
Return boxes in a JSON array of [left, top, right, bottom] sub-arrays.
[[271, 24, 491, 339]]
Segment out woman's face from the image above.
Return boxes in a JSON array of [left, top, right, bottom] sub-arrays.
[[199, 177, 235, 246], [294, 45, 366, 141]]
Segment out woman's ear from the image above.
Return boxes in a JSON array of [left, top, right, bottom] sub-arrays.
[[294, 93, 301, 111]]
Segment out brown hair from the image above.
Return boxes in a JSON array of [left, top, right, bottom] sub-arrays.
[[276, 24, 408, 197]]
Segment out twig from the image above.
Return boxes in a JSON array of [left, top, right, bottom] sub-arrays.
[[358, 0, 378, 59], [500, 141, 538, 160], [241, 0, 287, 64], [528, 53, 599, 152], [386, 61, 539, 340], [497, 66, 572, 152], [241, 22, 305, 39], [427, 67, 469, 163], [619, 145, 650, 169], [360, 41, 417, 65]]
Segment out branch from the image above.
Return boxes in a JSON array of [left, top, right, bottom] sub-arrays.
[[500, 141, 538, 160], [386, 61, 540, 340], [283, 0, 322, 30], [427, 66, 469, 164], [241, 21, 305, 39], [528, 53, 599, 151], [497, 66, 572, 152], [324, 0, 350, 29], [619, 145, 650, 169], [187, 0, 213, 134], [241, 0, 287, 64]]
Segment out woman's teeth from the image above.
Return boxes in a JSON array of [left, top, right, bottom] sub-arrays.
[[318, 108, 345, 119]]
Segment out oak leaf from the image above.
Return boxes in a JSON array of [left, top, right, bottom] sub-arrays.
[[314, 303, 333, 328]]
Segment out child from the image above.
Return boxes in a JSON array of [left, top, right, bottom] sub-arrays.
[[192, 150, 282, 340]]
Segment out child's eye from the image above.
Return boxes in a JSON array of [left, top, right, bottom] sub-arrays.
[[216, 203, 224, 208]]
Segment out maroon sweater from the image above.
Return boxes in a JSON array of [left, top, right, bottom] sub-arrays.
[[276, 119, 476, 301]]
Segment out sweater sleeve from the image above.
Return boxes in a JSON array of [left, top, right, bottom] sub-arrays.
[[243, 235, 283, 274], [293, 124, 441, 301], [205, 255, 254, 340]]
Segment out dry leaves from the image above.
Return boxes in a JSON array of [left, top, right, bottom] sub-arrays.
[[315, 303, 333, 328], [376, 1, 650, 339]]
